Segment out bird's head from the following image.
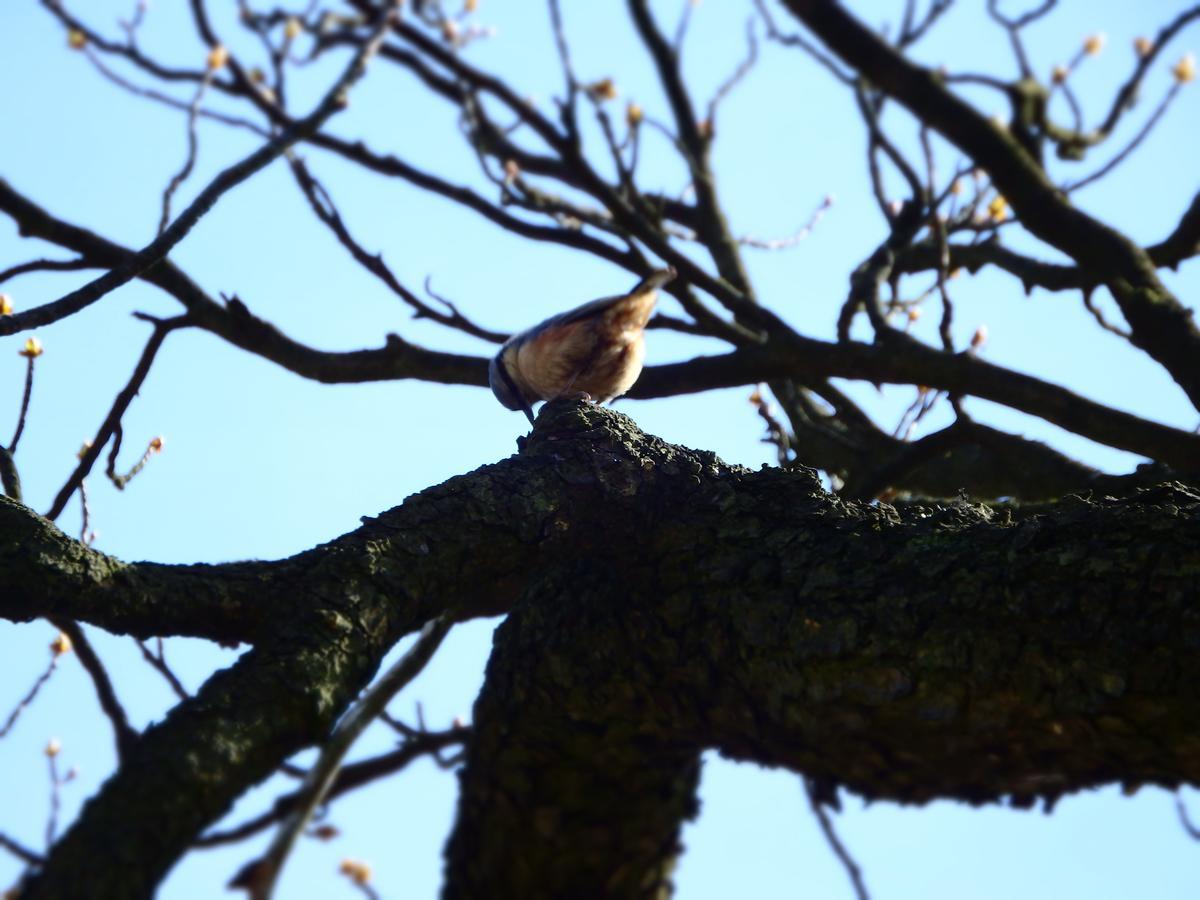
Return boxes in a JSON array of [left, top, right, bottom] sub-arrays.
[[489, 345, 534, 422]]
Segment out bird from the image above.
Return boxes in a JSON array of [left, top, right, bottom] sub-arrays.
[[489, 267, 676, 424]]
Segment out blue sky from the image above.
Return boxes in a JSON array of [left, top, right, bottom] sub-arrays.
[[2, 0, 1199, 897]]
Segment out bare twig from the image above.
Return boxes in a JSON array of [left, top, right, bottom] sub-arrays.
[[197, 721, 468, 847], [0, 656, 59, 740], [45, 747, 63, 849], [749, 385, 791, 464], [1177, 791, 1200, 841], [738, 194, 833, 250], [106, 431, 166, 491], [119, 0, 150, 47], [287, 156, 505, 342], [1066, 83, 1183, 193], [547, 0, 579, 111], [805, 778, 870, 900], [0, 831, 44, 866], [672, 0, 696, 52], [894, 386, 943, 441], [1080, 290, 1132, 339], [240, 614, 453, 899], [136, 638, 190, 702], [158, 71, 216, 234], [51, 618, 138, 759], [1045, 6, 1200, 156], [2, 7, 391, 339], [0, 258, 91, 287], [78, 478, 95, 545], [9, 355, 37, 453], [704, 18, 759, 129], [919, 127, 955, 352], [753, 0, 852, 83], [82, 46, 270, 137], [898, 0, 954, 48], [45, 317, 187, 522], [985, 0, 1057, 78]]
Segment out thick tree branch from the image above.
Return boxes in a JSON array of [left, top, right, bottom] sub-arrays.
[[439, 403, 1200, 896], [8, 401, 1200, 894], [0, 494, 281, 643], [22, 627, 392, 899]]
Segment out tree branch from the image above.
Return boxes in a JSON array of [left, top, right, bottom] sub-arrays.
[[8, 401, 1200, 893], [779, 0, 1200, 409]]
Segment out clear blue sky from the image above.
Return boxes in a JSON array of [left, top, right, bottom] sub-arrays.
[[2, 1, 1199, 897]]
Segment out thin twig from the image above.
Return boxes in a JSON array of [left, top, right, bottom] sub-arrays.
[[1080, 290, 1132, 339], [106, 431, 165, 491], [739, 194, 833, 250], [242, 615, 453, 899], [0, 831, 44, 866], [9, 356, 36, 453], [287, 156, 504, 342], [805, 778, 870, 900], [0, 657, 59, 740], [986, 0, 1057, 78], [159, 71, 216, 234], [894, 386, 943, 441], [136, 637, 190, 702], [0, 258, 91, 287], [547, 0, 579, 108], [51, 618, 138, 759], [898, 0, 954, 48], [920, 127, 955, 353], [1066, 83, 1182, 193], [78, 478, 95, 545], [3, 10, 391, 338], [753, 0, 853, 83], [45, 750, 63, 849], [705, 18, 759, 129], [1177, 792, 1200, 841], [82, 46, 270, 137], [672, 0, 695, 52], [45, 317, 186, 521], [196, 722, 468, 847], [1045, 5, 1200, 155]]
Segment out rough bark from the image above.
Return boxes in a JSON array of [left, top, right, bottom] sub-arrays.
[[3, 401, 1198, 898]]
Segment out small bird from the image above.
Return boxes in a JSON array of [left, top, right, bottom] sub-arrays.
[[489, 267, 676, 424]]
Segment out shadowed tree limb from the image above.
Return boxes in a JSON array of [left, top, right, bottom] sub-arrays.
[[22, 630, 395, 899], [2, 178, 1196, 477], [5, 401, 1200, 896], [440, 403, 1200, 897]]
